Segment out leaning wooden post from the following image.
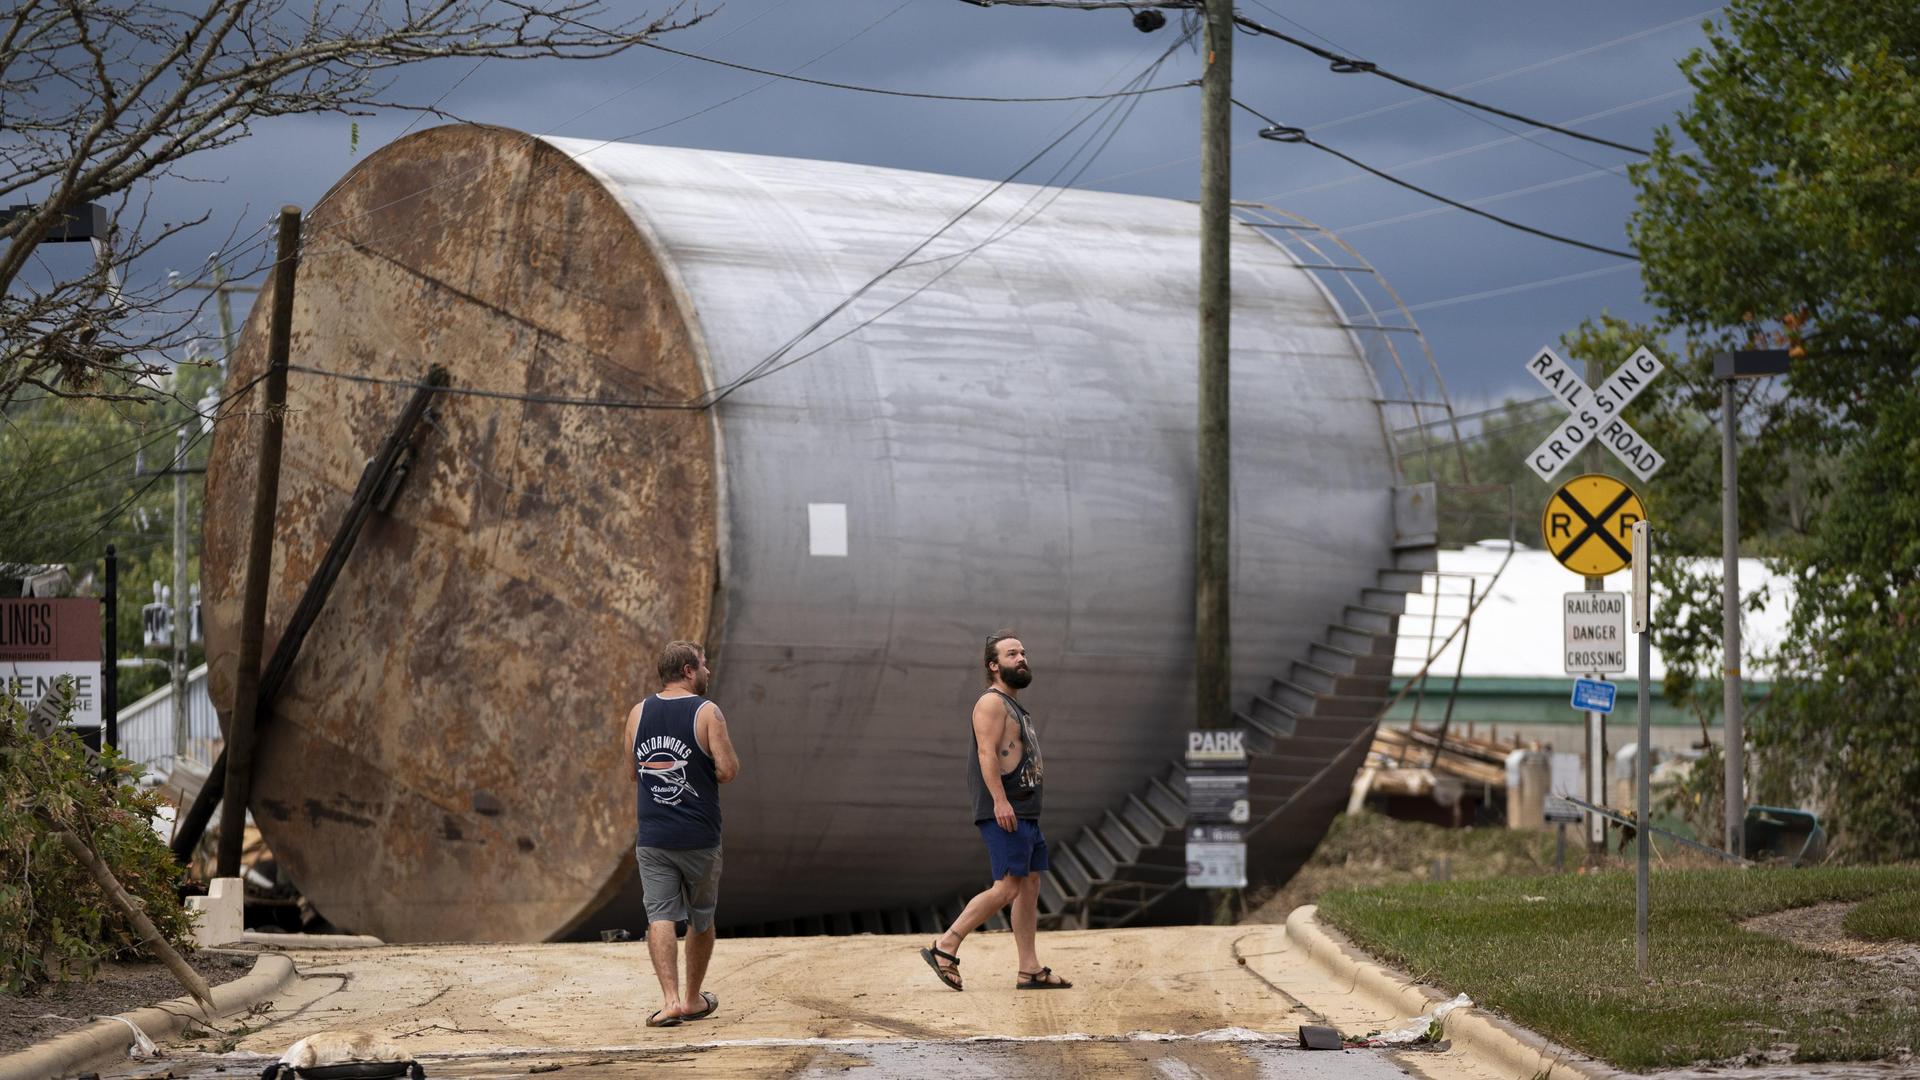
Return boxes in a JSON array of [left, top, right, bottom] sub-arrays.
[[47, 818, 216, 1017], [219, 205, 300, 879]]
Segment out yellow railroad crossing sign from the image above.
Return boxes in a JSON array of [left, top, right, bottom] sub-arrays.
[[1541, 473, 1646, 576]]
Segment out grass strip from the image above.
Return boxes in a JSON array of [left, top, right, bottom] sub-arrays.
[[1316, 865, 1920, 1070], [1842, 889, 1920, 944]]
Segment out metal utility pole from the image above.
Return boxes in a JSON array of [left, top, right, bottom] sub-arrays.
[[1719, 376, 1744, 859], [1712, 348, 1788, 859], [172, 427, 190, 770], [1196, 0, 1234, 729], [1581, 357, 1607, 863], [1632, 519, 1652, 978], [219, 206, 301, 879], [103, 545, 118, 749]]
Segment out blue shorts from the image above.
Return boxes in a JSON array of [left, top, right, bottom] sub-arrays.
[[976, 818, 1049, 880]]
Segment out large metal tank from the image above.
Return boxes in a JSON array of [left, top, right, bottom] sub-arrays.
[[202, 124, 1400, 942]]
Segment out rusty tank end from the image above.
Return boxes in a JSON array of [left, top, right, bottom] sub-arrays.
[[203, 125, 720, 942]]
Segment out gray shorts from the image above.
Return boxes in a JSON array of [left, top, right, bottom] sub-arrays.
[[636, 844, 722, 932]]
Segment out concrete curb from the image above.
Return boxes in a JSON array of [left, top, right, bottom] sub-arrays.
[[0, 952, 297, 1080], [1285, 905, 1632, 1080]]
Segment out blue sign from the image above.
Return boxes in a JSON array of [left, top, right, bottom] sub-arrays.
[[1571, 677, 1617, 714]]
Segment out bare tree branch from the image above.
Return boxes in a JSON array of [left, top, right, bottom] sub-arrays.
[[1, 0, 702, 406]]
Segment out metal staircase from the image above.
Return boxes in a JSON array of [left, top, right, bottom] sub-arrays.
[[1017, 543, 1436, 930]]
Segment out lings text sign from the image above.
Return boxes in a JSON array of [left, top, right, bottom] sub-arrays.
[[1, 598, 102, 727]]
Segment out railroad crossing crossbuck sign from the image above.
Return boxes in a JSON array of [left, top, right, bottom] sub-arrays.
[[1523, 345, 1667, 483], [1542, 473, 1646, 576]]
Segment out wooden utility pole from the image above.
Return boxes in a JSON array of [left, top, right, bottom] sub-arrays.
[[1196, 0, 1234, 729], [219, 206, 300, 878]]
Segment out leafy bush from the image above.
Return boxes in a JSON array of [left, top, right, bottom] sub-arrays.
[[0, 688, 194, 991]]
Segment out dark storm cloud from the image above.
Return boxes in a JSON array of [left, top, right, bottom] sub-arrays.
[[103, 0, 1719, 406]]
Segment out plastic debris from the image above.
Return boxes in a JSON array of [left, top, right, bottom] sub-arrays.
[[1368, 992, 1473, 1045]]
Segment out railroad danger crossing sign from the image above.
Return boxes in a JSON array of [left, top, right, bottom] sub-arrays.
[[1523, 345, 1667, 483], [1564, 591, 1627, 674], [1542, 473, 1646, 576]]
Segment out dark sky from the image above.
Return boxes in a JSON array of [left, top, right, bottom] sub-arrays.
[[89, 0, 1722, 412]]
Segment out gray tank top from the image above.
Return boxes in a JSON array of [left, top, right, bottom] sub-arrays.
[[967, 689, 1044, 823]]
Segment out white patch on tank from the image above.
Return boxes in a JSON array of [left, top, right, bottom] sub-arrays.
[[808, 502, 848, 557]]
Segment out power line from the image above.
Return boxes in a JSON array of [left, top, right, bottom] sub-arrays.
[[1231, 13, 1650, 155], [1287, 7, 1717, 138], [957, 2, 1659, 154], [631, 40, 1193, 104], [1235, 100, 1638, 260], [293, 45, 1180, 417], [44, 369, 272, 561], [1401, 263, 1639, 314], [1335, 164, 1626, 237], [199, 6, 1195, 296]]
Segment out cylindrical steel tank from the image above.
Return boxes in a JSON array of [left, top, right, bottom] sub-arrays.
[[203, 124, 1400, 942]]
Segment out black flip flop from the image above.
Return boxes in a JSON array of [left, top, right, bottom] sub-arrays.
[[1016, 966, 1073, 990], [920, 942, 963, 991], [645, 1008, 682, 1027], [681, 990, 719, 1021]]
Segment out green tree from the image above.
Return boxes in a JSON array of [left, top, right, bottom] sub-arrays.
[[2, 359, 219, 702], [1619, 0, 1920, 858]]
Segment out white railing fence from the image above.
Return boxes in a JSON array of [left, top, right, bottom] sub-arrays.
[[116, 663, 220, 780]]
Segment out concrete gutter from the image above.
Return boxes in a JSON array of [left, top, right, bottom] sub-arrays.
[[1285, 904, 1631, 1080], [0, 953, 296, 1080]]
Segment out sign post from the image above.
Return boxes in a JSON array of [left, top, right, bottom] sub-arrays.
[[1632, 520, 1653, 976], [1543, 473, 1643, 853], [1184, 729, 1248, 892]]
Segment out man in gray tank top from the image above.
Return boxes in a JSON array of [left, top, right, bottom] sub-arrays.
[[918, 630, 1073, 991]]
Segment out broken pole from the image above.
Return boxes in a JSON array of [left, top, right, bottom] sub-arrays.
[[46, 815, 216, 1016], [174, 365, 447, 866], [218, 206, 301, 879]]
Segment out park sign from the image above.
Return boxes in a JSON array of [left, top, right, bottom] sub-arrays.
[[0, 597, 102, 728], [1542, 473, 1646, 576], [1523, 345, 1667, 483]]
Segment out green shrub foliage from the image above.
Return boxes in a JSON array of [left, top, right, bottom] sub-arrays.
[[0, 692, 194, 990]]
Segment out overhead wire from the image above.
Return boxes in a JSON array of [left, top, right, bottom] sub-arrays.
[[291, 39, 1185, 414], [1334, 165, 1628, 237], [1229, 12, 1650, 156], [1401, 263, 1639, 314], [1233, 100, 1638, 260], [41, 369, 272, 561], [958, 1, 1663, 157], [184, 3, 1187, 301]]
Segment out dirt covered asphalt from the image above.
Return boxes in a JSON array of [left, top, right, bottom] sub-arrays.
[[100, 926, 1456, 1079]]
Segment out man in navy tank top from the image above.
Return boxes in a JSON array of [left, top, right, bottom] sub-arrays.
[[918, 630, 1073, 991], [621, 640, 741, 1027]]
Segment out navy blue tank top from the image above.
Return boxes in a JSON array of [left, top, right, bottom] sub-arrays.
[[633, 693, 722, 850]]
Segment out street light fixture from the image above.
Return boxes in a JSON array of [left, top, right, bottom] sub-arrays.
[[1712, 347, 1790, 858]]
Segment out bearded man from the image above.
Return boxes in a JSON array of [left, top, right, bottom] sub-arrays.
[[919, 630, 1073, 991], [622, 640, 741, 1027]]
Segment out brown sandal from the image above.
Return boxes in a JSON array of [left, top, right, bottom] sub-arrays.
[[1017, 966, 1073, 990], [920, 942, 963, 991]]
